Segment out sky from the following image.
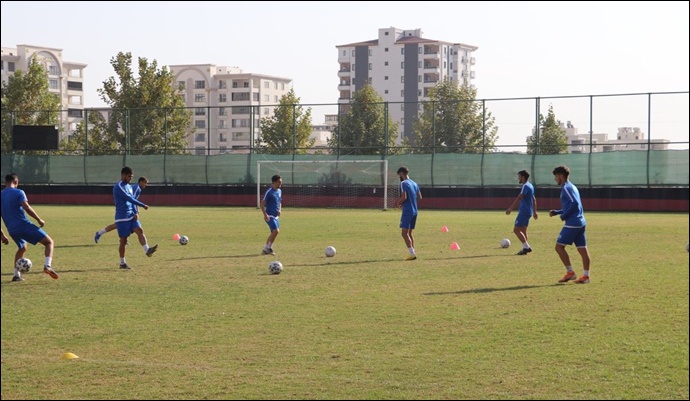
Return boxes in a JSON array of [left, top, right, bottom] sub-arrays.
[[2, 1, 689, 149]]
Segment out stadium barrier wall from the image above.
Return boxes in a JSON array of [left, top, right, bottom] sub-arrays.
[[17, 184, 689, 212]]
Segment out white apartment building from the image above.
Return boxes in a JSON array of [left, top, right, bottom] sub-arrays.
[[336, 27, 478, 142], [169, 64, 292, 155], [530, 121, 670, 153], [1, 44, 87, 140], [310, 114, 338, 150]]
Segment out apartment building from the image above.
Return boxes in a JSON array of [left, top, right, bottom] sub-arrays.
[[529, 121, 670, 153], [336, 27, 478, 142], [1, 44, 87, 140], [169, 64, 292, 155]]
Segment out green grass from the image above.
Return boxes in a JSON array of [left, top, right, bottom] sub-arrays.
[[1, 206, 688, 400]]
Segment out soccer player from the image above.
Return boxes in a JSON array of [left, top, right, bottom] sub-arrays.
[[1, 173, 59, 282], [396, 166, 422, 260], [505, 169, 538, 255], [95, 176, 148, 243], [549, 165, 591, 284], [260, 174, 282, 255], [113, 167, 157, 269]]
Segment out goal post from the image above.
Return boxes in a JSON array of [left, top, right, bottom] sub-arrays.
[[257, 160, 399, 210]]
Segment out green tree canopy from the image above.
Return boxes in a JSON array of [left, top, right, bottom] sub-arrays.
[[328, 84, 398, 155], [61, 52, 191, 155], [412, 80, 498, 153], [526, 104, 568, 154], [256, 89, 314, 154], [1, 57, 61, 152]]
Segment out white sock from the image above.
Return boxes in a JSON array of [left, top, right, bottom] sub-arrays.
[[583, 270, 590, 277], [120, 258, 126, 265], [523, 242, 530, 249], [266, 242, 272, 249], [98, 229, 107, 235], [409, 247, 415, 255], [566, 265, 574, 272], [45, 257, 52, 267], [14, 267, 21, 277], [143, 244, 149, 253]]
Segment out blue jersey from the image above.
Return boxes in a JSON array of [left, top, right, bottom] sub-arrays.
[[131, 183, 142, 214], [1, 187, 33, 232], [400, 178, 420, 216], [263, 187, 282, 217], [113, 180, 146, 222], [518, 182, 535, 216], [554, 181, 586, 227]]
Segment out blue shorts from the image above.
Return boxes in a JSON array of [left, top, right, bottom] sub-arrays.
[[400, 214, 418, 230], [514, 213, 531, 227], [116, 219, 142, 238], [266, 216, 279, 232], [557, 226, 587, 247], [10, 225, 48, 249]]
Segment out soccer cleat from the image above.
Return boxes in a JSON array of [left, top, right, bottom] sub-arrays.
[[119, 263, 131, 270], [558, 271, 577, 283], [261, 248, 275, 255], [575, 275, 590, 284], [146, 244, 158, 257], [516, 247, 532, 255], [11, 275, 24, 282], [44, 266, 59, 279], [94, 231, 101, 244], [406, 255, 417, 260]]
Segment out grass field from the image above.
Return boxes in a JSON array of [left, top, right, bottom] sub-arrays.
[[1, 206, 688, 400]]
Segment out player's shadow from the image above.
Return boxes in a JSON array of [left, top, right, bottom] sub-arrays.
[[164, 254, 263, 261], [424, 284, 561, 296], [290, 253, 500, 268]]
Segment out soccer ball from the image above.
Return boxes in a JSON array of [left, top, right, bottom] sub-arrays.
[[500, 238, 511, 248], [16, 258, 32, 273], [269, 261, 283, 275], [179, 235, 189, 245], [325, 246, 336, 257]]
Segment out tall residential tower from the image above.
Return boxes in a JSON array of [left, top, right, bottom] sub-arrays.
[[336, 27, 478, 142]]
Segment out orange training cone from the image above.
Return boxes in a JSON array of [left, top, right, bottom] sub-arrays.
[[441, 226, 449, 232], [173, 233, 180, 241], [450, 242, 460, 250]]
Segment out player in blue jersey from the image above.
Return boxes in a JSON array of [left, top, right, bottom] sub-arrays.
[[260, 174, 282, 255], [549, 165, 591, 284], [94, 176, 148, 243], [113, 167, 157, 269], [506, 170, 538, 255], [396, 166, 422, 260], [1, 173, 60, 282]]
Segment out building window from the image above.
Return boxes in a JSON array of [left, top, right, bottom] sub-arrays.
[[369, 49, 372, 56], [219, 146, 227, 154], [275, 82, 278, 90], [281, 83, 285, 90], [69, 96, 81, 105], [352, 50, 355, 57], [195, 147, 205, 155], [418, 47, 422, 54], [243, 82, 249, 88], [385, 76, 388, 80], [264, 81, 270, 88], [401, 90, 404, 97], [232, 81, 238, 88], [384, 90, 389, 94], [368, 63, 372, 70], [219, 120, 227, 129], [219, 93, 227, 103], [219, 107, 226, 116], [67, 81, 82, 91], [385, 48, 388, 52], [401, 48, 404, 55], [253, 93, 260, 101], [385, 31, 389, 36], [264, 108, 269, 115], [418, 90, 422, 96], [418, 75, 422, 82], [401, 76, 404, 83], [274, 95, 278, 102], [219, 132, 227, 142], [194, 94, 206, 103], [49, 65, 58, 75], [218, 80, 227, 89], [195, 120, 206, 129], [195, 134, 205, 142], [342, 50, 346, 56], [195, 108, 206, 116], [368, 77, 372, 85], [67, 109, 83, 118], [195, 80, 205, 89], [401, 62, 404, 69], [384, 61, 388, 66], [264, 94, 269, 101], [8, 62, 15, 72], [232, 132, 245, 140], [400, 103, 404, 111], [49, 79, 59, 90]]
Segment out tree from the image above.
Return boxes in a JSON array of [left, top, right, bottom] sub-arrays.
[[1, 57, 61, 152], [526, 104, 568, 154], [255, 89, 314, 154], [62, 52, 191, 155], [328, 84, 398, 155], [412, 80, 498, 153]]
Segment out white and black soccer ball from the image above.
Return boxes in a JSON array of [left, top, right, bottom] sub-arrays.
[[16, 258, 32, 273], [500, 238, 511, 248], [325, 246, 336, 257], [179, 235, 189, 245], [269, 261, 283, 275]]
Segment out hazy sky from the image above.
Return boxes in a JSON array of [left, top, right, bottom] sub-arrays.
[[2, 1, 688, 148]]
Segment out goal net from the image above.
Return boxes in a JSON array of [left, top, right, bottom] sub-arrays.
[[257, 160, 399, 210]]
